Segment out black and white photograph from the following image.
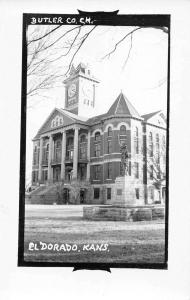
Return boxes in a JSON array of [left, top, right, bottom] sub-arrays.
[[18, 12, 170, 268], [2, 0, 190, 299]]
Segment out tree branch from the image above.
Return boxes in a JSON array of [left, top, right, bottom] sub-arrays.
[[101, 27, 141, 60], [27, 25, 62, 45]]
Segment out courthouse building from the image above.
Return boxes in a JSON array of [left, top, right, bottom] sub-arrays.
[[30, 63, 167, 205]]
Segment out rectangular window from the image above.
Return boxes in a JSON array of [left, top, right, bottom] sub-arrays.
[[119, 162, 122, 176], [150, 187, 154, 200], [94, 165, 101, 180], [128, 161, 131, 176], [134, 138, 139, 154], [80, 164, 86, 180], [42, 169, 48, 181], [107, 188, 111, 200], [94, 143, 101, 157], [134, 162, 139, 178], [32, 170, 38, 183], [150, 165, 153, 180], [79, 145, 86, 159], [33, 149, 39, 165], [107, 162, 112, 179], [94, 188, 100, 199], [135, 188, 140, 199], [107, 140, 112, 154]]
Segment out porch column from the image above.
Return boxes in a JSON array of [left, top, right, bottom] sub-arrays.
[[48, 134, 53, 182], [38, 137, 43, 182], [73, 127, 79, 179], [86, 131, 91, 180], [61, 129, 66, 180]]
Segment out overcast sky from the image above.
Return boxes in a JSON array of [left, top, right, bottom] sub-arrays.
[[26, 24, 168, 184]]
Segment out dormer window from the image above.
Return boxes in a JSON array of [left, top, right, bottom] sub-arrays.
[[51, 116, 64, 128]]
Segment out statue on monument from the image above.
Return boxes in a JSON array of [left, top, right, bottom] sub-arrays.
[[120, 142, 129, 176]]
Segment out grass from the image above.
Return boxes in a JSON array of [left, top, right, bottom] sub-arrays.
[[24, 205, 165, 264]]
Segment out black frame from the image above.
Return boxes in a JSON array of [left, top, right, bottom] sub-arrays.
[[18, 11, 170, 271]]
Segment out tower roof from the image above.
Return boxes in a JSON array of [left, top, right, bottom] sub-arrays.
[[87, 92, 142, 124], [63, 62, 99, 84], [107, 92, 141, 118]]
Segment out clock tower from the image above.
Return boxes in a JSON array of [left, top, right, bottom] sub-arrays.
[[63, 63, 99, 117]]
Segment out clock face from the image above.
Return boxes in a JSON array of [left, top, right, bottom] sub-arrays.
[[68, 83, 76, 98]]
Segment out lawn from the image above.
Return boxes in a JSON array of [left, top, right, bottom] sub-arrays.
[[24, 205, 166, 264]]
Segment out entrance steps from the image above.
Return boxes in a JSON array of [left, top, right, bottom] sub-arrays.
[[26, 184, 58, 204]]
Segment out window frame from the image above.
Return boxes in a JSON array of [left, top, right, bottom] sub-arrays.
[[94, 188, 100, 199], [134, 162, 139, 179], [107, 188, 112, 200]]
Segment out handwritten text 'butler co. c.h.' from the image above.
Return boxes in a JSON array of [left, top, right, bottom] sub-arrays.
[[30, 16, 94, 25]]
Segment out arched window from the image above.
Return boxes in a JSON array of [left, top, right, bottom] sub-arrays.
[[156, 134, 160, 163], [51, 116, 64, 128], [108, 126, 112, 137], [134, 127, 139, 154], [45, 143, 49, 162], [59, 117, 63, 125], [55, 116, 59, 127], [156, 134, 159, 151], [54, 140, 61, 161], [66, 136, 74, 160], [149, 132, 153, 157], [95, 132, 101, 142], [119, 125, 127, 145], [94, 132, 101, 157], [67, 137, 73, 146], [33, 144, 39, 165], [107, 127, 112, 154], [80, 134, 86, 143], [120, 125, 126, 136], [79, 135, 87, 159]]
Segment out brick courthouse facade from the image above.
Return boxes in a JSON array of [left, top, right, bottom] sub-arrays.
[[30, 63, 166, 205]]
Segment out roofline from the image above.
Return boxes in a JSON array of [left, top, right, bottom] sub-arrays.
[[141, 110, 162, 120], [63, 74, 100, 84], [142, 121, 167, 130], [87, 114, 144, 127]]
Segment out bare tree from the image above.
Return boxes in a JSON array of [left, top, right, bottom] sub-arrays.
[[54, 180, 65, 204], [68, 179, 90, 204], [146, 139, 166, 201], [26, 24, 168, 107]]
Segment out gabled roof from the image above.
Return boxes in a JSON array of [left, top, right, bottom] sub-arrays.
[[107, 92, 141, 118], [33, 108, 88, 140], [86, 113, 107, 125], [59, 108, 88, 122], [141, 110, 161, 121]]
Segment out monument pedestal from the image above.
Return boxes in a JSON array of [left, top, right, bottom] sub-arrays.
[[113, 176, 137, 206]]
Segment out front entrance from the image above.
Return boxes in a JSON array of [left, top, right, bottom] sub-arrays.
[[53, 166, 61, 182], [65, 166, 73, 182], [80, 189, 86, 204], [63, 188, 70, 204]]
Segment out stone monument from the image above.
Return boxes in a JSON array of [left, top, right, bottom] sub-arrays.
[[113, 142, 137, 206]]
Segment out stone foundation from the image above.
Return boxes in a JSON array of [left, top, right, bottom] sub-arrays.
[[83, 205, 165, 222]]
